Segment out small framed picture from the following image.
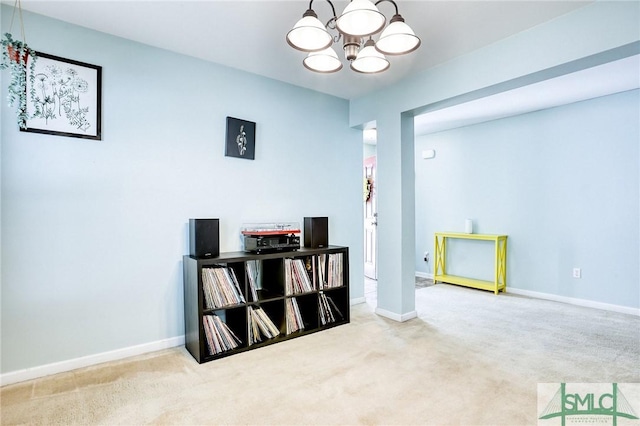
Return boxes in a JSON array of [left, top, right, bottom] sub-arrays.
[[23, 52, 102, 140], [225, 117, 256, 160]]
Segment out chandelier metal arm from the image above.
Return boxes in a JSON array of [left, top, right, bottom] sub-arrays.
[[307, 0, 342, 43], [374, 0, 400, 17], [308, 0, 338, 25]]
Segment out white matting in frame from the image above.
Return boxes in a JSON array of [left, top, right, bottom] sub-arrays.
[[23, 52, 102, 140]]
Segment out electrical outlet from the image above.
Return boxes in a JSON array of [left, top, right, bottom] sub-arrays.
[[573, 268, 581, 278], [424, 252, 429, 263]]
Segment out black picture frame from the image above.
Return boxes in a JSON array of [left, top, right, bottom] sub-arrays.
[[225, 117, 256, 160], [22, 52, 102, 140]]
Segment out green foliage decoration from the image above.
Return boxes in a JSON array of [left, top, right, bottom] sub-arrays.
[[0, 32, 37, 129]]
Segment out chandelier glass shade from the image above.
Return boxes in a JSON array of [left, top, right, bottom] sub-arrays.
[[375, 14, 421, 55], [287, 0, 420, 74], [304, 47, 344, 73], [286, 10, 333, 52], [335, 0, 385, 37], [351, 38, 389, 73]]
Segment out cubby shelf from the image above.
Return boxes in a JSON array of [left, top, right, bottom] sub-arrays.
[[183, 246, 350, 363]]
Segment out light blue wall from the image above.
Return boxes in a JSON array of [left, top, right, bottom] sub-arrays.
[[373, 113, 416, 318], [414, 90, 639, 308], [0, 8, 363, 374], [349, 0, 639, 317]]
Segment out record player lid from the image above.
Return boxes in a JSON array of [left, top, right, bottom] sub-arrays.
[[241, 222, 301, 235]]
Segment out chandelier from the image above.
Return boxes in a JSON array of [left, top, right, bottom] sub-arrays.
[[286, 0, 420, 74]]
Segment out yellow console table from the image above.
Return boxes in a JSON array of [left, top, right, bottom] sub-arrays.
[[434, 232, 508, 294]]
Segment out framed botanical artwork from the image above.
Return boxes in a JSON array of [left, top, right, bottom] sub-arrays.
[[22, 52, 102, 140], [225, 116, 256, 160]]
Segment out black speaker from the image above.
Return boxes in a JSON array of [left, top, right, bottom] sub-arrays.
[[304, 217, 328, 248], [189, 219, 220, 258]]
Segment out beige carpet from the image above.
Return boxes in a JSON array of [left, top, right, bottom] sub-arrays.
[[2, 284, 639, 425]]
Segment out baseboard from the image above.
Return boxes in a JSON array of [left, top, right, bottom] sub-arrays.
[[507, 288, 640, 317], [415, 271, 433, 279], [375, 307, 418, 322], [1, 335, 185, 387], [6, 288, 633, 386]]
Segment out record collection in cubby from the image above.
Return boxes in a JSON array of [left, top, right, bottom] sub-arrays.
[[183, 246, 349, 363]]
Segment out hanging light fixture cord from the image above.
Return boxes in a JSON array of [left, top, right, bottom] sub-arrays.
[[8, 0, 27, 43]]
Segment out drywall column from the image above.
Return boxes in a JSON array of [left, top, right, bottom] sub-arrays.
[[374, 112, 416, 321]]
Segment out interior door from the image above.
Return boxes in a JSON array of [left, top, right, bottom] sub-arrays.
[[363, 156, 377, 279]]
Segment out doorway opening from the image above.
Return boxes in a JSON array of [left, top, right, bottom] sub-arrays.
[[363, 128, 377, 306]]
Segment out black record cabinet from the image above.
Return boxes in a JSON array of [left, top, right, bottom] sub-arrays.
[[183, 246, 350, 363]]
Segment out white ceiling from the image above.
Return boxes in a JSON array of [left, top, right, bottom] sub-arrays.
[[9, 0, 594, 100], [7, 0, 638, 138], [413, 54, 640, 136]]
